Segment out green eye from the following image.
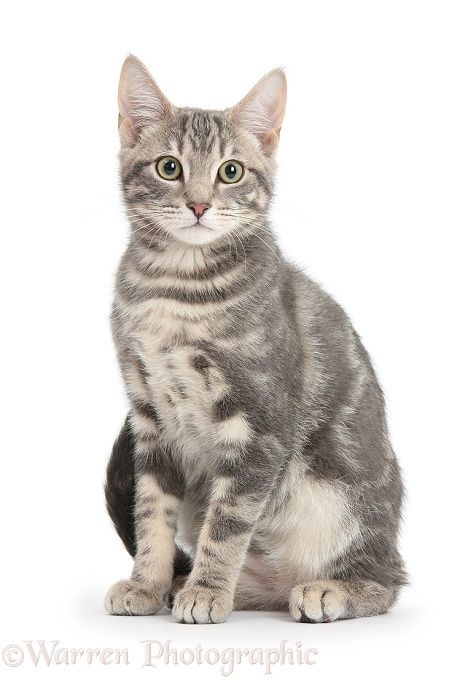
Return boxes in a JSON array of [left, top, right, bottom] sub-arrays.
[[218, 160, 244, 184], [156, 156, 182, 180]]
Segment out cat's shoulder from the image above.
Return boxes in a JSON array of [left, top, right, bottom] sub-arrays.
[[284, 260, 350, 322]]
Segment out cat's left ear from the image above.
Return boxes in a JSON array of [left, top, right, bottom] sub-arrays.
[[228, 68, 287, 155]]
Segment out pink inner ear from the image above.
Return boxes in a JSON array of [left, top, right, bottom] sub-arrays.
[[260, 130, 280, 154], [118, 116, 136, 146]]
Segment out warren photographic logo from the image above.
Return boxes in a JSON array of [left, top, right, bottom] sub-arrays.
[[2, 639, 318, 675], [1, 642, 128, 668]]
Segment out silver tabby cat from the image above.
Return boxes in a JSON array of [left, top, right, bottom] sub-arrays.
[[105, 55, 406, 624]]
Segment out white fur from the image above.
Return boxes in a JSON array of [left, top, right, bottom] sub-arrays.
[[236, 473, 362, 605]]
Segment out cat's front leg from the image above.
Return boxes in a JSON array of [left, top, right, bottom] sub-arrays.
[[172, 438, 281, 624], [105, 402, 184, 615]]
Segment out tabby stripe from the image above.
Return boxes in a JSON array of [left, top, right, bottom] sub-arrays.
[[122, 260, 249, 294], [131, 247, 248, 281], [135, 454, 185, 499], [132, 399, 159, 421], [213, 395, 239, 421], [122, 160, 151, 187], [118, 275, 255, 305], [209, 513, 252, 541], [248, 167, 273, 194], [193, 578, 225, 590]]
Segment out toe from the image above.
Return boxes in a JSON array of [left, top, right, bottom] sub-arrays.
[[302, 586, 324, 622], [322, 590, 347, 621], [209, 596, 231, 623], [192, 596, 213, 624]]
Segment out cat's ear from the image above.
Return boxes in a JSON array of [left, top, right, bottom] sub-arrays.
[[118, 55, 173, 145], [228, 68, 287, 154]]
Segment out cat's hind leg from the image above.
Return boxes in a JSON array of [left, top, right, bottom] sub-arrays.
[[289, 579, 399, 623]]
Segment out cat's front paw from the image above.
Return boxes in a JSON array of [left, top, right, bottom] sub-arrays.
[[105, 579, 166, 616], [172, 585, 233, 624]]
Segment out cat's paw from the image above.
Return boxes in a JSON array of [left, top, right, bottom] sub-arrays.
[[172, 585, 233, 624], [289, 581, 347, 623], [105, 579, 165, 616]]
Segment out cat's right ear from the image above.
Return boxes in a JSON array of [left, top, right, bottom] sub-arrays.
[[118, 55, 173, 146]]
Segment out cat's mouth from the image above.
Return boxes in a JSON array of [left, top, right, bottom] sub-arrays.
[[174, 218, 219, 245], [182, 221, 213, 230]]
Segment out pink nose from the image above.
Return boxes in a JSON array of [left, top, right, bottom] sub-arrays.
[[187, 202, 210, 218]]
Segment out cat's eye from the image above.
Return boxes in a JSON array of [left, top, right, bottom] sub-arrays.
[[218, 160, 244, 184], [156, 156, 182, 180]]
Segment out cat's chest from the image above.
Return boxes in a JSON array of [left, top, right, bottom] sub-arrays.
[[129, 300, 248, 464], [139, 334, 217, 437]]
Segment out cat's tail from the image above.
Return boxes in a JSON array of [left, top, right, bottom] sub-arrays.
[[105, 415, 136, 556], [104, 415, 192, 576]]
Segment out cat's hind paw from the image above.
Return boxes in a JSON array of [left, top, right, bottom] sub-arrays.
[[289, 581, 347, 623], [105, 579, 165, 616]]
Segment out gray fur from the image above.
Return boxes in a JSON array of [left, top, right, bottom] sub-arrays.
[[105, 56, 406, 623]]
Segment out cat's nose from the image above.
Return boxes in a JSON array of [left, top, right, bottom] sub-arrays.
[[187, 202, 210, 218]]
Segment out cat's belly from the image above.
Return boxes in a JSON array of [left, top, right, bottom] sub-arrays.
[[177, 467, 363, 608]]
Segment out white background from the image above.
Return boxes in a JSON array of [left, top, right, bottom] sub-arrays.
[[1, 1, 451, 676]]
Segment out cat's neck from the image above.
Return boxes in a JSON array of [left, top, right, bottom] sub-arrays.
[[127, 227, 280, 279]]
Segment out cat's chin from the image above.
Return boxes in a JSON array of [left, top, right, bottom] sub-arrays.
[[172, 225, 221, 246]]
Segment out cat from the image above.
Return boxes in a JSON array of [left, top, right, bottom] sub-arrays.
[[104, 55, 406, 624]]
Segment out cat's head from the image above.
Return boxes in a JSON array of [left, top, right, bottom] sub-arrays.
[[118, 55, 286, 247]]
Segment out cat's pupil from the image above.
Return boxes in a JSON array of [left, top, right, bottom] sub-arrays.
[[225, 164, 237, 179], [164, 160, 176, 175]]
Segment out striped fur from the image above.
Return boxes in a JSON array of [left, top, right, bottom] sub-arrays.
[[105, 56, 406, 623]]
